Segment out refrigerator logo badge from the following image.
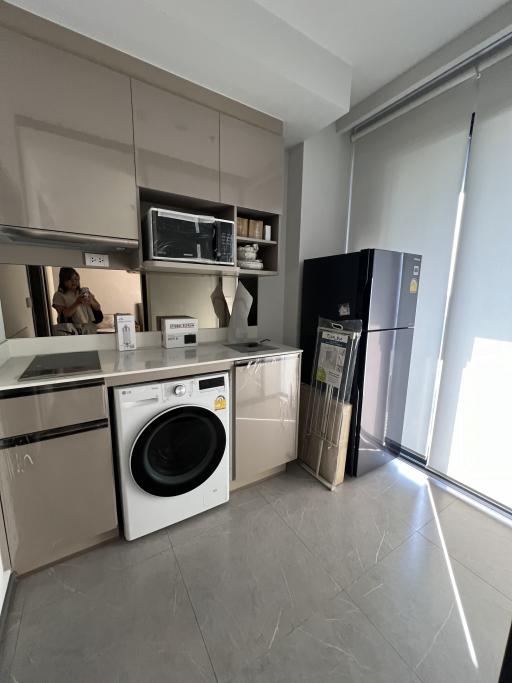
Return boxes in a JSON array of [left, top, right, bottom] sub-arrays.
[[409, 278, 418, 294]]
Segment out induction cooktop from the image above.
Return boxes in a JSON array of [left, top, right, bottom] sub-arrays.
[[19, 351, 102, 381]]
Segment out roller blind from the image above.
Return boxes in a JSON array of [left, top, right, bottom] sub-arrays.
[[349, 79, 476, 456], [428, 55, 512, 509]]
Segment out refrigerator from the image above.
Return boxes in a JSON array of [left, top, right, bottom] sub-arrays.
[[300, 249, 421, 476]]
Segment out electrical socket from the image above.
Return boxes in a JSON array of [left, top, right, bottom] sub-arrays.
[[84, 253, 110, 268]]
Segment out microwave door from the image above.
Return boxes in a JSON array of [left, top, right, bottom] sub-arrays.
[[151, 211, 200, 261]]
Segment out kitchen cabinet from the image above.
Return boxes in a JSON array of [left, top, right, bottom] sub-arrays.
[[0, 27, 138, 240], [220, 114, 284, 213], [234, 353, 300, 482], [0, 382, 118, 574], [132, 79, 220, 201]]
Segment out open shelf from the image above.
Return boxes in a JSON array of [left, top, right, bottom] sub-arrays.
[[238, 268, 278, 277], [140, 260, 237, 276], [236, 236, 277, 246], [236, 208, 280, 273]]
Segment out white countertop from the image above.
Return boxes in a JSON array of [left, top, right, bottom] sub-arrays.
[[0, 342, 301, 392]]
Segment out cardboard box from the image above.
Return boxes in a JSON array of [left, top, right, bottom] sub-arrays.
[[236, 217, 249, 237], [160, 316, 198, 348], [115, 314, 136, 351], [248, 219, 263, 239], [298, 383, 352, 487]]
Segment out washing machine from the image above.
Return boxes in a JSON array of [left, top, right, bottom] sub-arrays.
[[113, 372, 230, 540]]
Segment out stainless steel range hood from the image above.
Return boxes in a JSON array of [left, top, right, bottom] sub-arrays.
[[0, 224, 139, 253]]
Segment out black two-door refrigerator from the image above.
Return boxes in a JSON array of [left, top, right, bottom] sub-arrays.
[[300, 249, 421, 476]]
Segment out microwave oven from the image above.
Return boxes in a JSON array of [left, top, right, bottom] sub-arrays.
[[144, 208, 235, 266]]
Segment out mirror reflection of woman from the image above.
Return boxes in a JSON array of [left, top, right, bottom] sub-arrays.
[[52, 268, 103, 334]]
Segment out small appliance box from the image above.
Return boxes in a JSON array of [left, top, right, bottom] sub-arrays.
[[248, 219, 264, 239], [161, 316, 198, 349], [115, 314, 136, 351], [236, 217, 249, 237]]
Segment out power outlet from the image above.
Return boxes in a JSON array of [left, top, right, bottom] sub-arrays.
[[84, 253, 110, 268]]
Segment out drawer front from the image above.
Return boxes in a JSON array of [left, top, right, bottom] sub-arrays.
[[0, 383, 107, 439], [0, 426, 117, 574]]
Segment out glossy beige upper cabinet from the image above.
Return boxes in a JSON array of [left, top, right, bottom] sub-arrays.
[[220, 114, 284, 213], [132, 79, 220, 201], [0, 27, 137, 240]]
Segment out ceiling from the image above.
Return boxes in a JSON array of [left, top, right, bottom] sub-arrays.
[[6, 0, 508, 143]]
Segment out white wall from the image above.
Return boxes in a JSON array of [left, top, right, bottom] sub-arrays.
[[283, 123, 352, 346]]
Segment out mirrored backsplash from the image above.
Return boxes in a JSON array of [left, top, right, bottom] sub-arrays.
[[0, 262, 257, 339]]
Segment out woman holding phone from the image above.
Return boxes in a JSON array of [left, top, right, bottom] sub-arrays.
[[52, 267, 103, 333]]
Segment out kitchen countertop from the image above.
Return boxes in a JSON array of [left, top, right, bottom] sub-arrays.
[[0, 342, 301, 392]]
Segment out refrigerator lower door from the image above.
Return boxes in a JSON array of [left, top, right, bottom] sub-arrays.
[[354, 327, 413, 475]]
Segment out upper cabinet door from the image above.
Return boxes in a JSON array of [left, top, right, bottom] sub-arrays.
[[0, 28, 138, 240], [220, 114, 284, 213], [132, 80, 220, 201]]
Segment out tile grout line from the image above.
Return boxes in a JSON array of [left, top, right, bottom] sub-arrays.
[[167, 530, 219, 683], [258, 479, 471, 679], [262, 484, 427, 596], [341, 569, 427, 682], [258, 492, 345, 595], [417, 529, 512, 606]]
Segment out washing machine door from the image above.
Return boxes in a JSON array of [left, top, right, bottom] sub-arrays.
[[130, 406, 226, 497]]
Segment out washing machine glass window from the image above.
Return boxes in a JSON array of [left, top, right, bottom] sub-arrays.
[[130, 406, 226, 497]]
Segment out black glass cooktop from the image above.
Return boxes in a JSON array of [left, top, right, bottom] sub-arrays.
[[19, 351, 102, 381]]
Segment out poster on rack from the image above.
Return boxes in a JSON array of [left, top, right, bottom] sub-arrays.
[[315, 331, 348, 387]]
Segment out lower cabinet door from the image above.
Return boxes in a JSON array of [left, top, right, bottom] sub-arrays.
[[0, 427, 118, 574], [235, 354, 300, 481]]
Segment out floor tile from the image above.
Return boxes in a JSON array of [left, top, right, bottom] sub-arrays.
[[257, 462, 453, 589], [9, 550, 215, 683], [0, 584, 24, 680], [232, 591, 419, 682], [347, 532, 512, 683], [168, 484, 268, 548], [16, 528, 171, 614], [173, 503, 340, 682], [420, 498, 512, 600]]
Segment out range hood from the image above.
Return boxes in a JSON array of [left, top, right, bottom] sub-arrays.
[[0, 224, 139, 253]]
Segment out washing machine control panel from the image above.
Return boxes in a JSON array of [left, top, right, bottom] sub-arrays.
[[173, 384, 186, 397], [162, 381, 192, 401]]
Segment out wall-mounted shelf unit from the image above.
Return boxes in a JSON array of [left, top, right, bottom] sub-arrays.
[[236, 236, 277, 246], [235, 206, 280, 276], [137, 190, 281, 277]]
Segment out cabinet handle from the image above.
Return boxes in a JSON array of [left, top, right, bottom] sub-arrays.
[[235, 353, 299, 368]]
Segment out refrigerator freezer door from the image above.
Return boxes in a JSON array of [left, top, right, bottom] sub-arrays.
[[367, 250, 402, 331], [397, 253, 422, 328], [368, 251, 421, 330]]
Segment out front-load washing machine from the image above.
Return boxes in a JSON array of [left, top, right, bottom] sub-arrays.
[[113, 372, 229, 540]]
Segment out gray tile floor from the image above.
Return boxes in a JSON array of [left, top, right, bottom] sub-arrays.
[[1, 460, 511, 682]]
